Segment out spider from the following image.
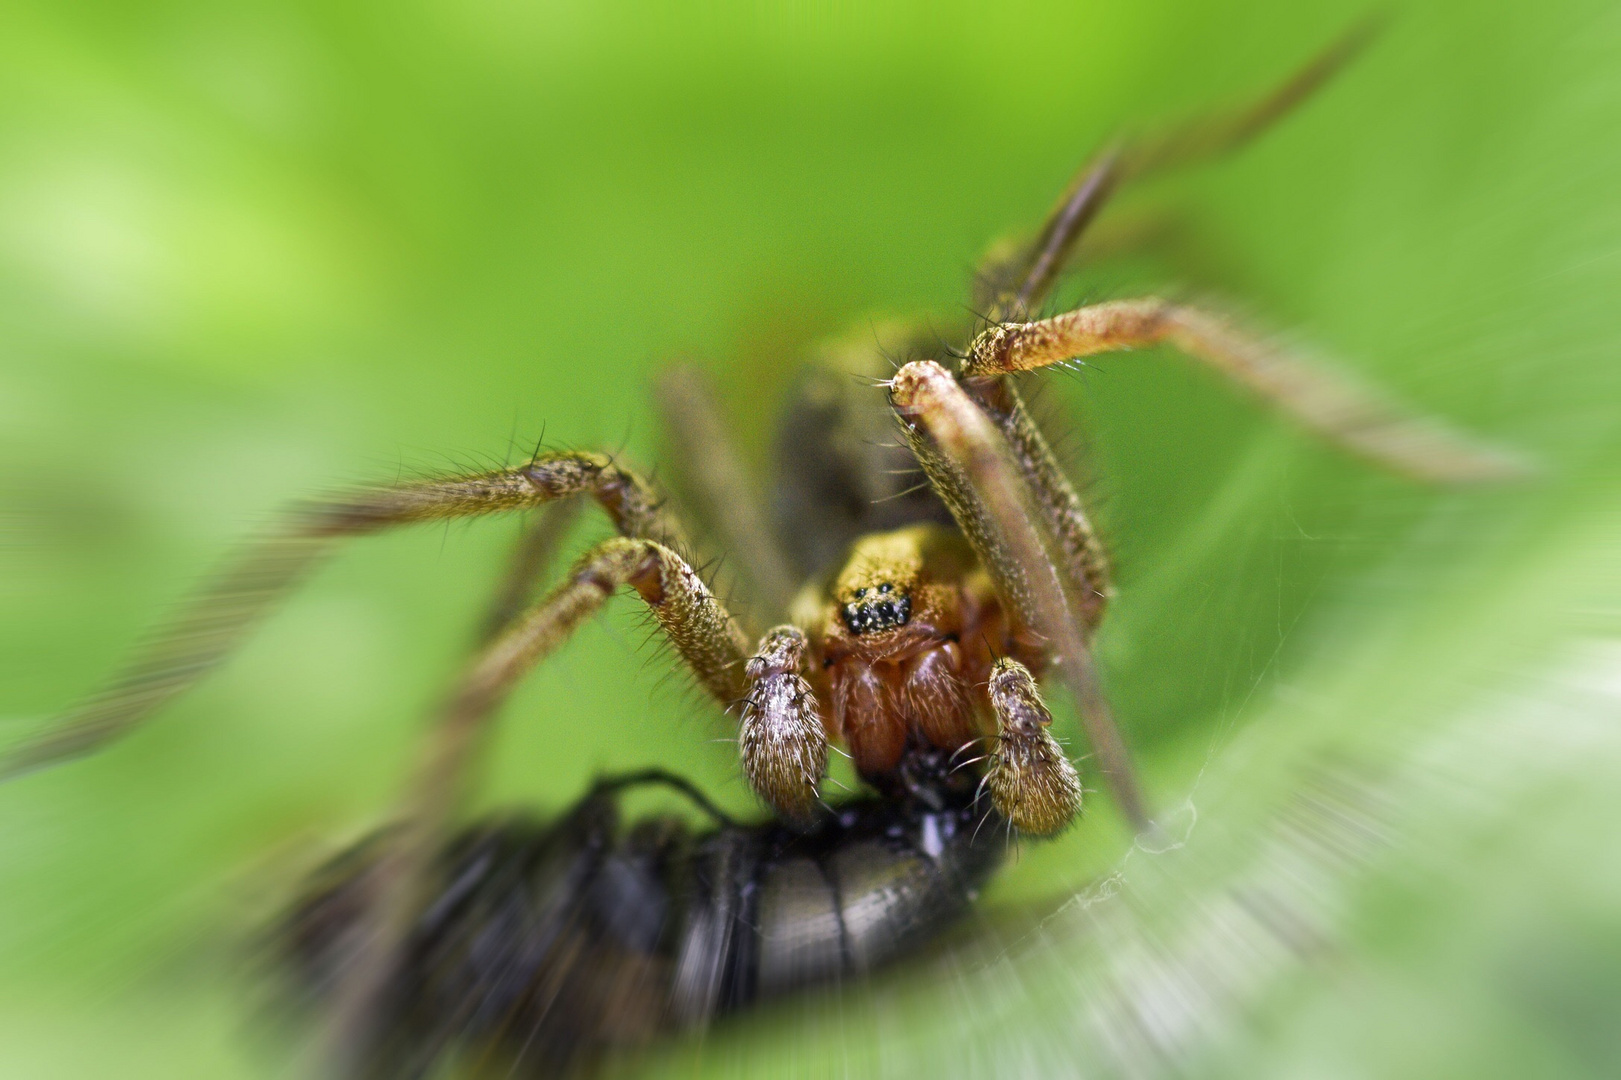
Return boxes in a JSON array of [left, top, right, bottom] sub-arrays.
[[3, 21, 1516, 834], [4, 23, 1519, 1064]]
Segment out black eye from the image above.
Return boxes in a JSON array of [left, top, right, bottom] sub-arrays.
[[878, 583, 892, 593], [839, 590, 911, 635], [854, 588, 868, 599]]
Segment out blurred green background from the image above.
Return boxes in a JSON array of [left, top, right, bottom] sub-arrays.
[[2, 0, 1619, 1076]]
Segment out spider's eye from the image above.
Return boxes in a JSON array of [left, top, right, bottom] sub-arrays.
[[840, 585, 911, 635]]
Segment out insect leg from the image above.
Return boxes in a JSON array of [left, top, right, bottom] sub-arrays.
[[889, 360, 1149, 832], [2, 451, 697, 779], [587, 767, 740, 826], [965, 298, 1528, 482], [984, 658, 1082, 836], [655, 364, 798, 629]]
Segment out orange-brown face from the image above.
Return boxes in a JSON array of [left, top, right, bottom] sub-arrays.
[[798, 525, 1031, 780]]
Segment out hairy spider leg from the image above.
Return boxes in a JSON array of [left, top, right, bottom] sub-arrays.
[[926, 18, 1524, 842], [427, 535, 827, 840], [319, 534, 768, 1075], [2, 451, 696, 779], [980, 16, 1383, 320], [957, 20, 1397, 644], [888, 360, 1147, 833], [959, 374, 1113, 631], [475, 496, 585, 644], [967, 17, 1523, 485], [655, 364, 798, 630], [964, 298, 1528, 483]]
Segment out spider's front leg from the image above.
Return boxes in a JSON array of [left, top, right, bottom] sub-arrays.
[[888, 360, 1148, 833], [430, 540, 827, 822], [421, 537, 751, 816], [964, 298, 1528, 482], [2, 450, 689, 779], [317, 523, 826, 1070]]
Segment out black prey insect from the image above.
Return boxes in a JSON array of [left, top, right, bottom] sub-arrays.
[[285, 757, 1001, 1076]]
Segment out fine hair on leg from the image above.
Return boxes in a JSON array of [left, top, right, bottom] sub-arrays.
[[984, 658, 1082, 836], [655, 364, 799, 630], [889, 360, 1149, 832], [316, 534, 754, 1071], [958, 20, 1401, 645], [476, 496, 585, 644], [739, 624, 827, 822], [983, 16, 1384, 320], [2, 450, 698, 779], [964, 298, 1529, 482]]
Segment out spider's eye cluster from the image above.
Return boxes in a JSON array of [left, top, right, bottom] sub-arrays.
[[841, 582, 911, 634]]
